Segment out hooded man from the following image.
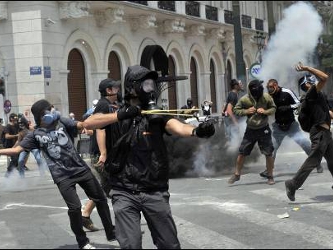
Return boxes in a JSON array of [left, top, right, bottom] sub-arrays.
[[181, 97, 198, 115], [228, 79, 277, 185], [83, 65, 215, 249]]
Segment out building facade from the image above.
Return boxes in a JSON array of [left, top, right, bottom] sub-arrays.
[[0, 1, 289, 123]]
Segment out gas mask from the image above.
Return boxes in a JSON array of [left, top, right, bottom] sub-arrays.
[[134, 79, 158, 110], [42, 109, 60, 126]]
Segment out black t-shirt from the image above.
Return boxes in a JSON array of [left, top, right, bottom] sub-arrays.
[[93, 97, 121, 154], [3, 123, 19, 148], [225, 91, 239, 118], [110, 112, 173, 192], [19, 117, 89, 184], [306, 85, 331, 128], [226, 91, 239, 107]]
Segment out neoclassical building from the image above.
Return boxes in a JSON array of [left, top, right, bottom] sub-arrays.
[[0, 1, 290, 123]]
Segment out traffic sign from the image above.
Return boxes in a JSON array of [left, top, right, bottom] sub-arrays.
[[249, 63, 261, 79]]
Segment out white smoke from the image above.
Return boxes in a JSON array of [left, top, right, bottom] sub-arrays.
[[260, 1, 323, 91]]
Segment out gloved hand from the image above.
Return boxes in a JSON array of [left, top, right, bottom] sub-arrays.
[[277, 105, 290, 112], [117, 106, 141, 121], [192, 120, 215, 138]]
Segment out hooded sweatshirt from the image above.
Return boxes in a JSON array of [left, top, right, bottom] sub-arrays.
[[233, 84, 276, 129]]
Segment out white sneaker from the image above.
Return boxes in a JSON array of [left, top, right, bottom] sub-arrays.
[[82, 243, 96, 249]]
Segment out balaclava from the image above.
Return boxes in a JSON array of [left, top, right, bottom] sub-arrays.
[[248, 80, 264, 100]]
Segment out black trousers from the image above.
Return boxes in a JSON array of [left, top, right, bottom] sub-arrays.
[[292, 126, 333, 189], [111, 189, 181, 249], [57, 170, 114, 248], [7, 155, 18, 173]]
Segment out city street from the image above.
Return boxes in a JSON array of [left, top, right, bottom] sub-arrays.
[[0, 138, 333, 249]]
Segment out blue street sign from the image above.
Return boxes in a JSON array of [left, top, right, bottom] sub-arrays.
[[30, 66, 42, 75], [44, 66, 51, 78]]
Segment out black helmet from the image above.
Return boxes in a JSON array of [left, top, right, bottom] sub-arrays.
[[124, 65, 158, 100], [298, 74, 317, 92]]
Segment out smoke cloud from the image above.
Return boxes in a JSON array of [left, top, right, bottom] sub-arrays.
[[260, 1, 323, 91], [167, 118, 260, 178]]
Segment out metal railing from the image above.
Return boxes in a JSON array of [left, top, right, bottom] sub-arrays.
[[158, 1, 176, 12]]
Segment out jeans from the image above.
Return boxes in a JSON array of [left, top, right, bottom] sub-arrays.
[[111, 189, 181, 249], [18, 149, 48, 177], [224, 116, 240, 142], [57, 170, 114, 248], [272, 121, 311, 159], [291, 126, 333, 189]]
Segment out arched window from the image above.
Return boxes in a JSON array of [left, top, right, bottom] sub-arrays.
[[225, 60, 232, 96], [108, 51, 121, 80], [210, 59, 217, 113], [67, 49, 87, 120], [168, 56, 177, 110], [190, 57, 199, 107]]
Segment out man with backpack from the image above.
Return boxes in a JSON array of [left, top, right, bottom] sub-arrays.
[[285, 63, 333, 201], [258, 79, 323, 178]]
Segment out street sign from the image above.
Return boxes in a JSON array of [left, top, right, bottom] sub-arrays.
[[44, 66, 51, 78], [249, 63, 261, 79], [30, 66, 42, 75], [3, 99, 11, 114]]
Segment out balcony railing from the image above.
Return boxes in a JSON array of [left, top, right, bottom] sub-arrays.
[[158, 1, 175, 12], [128, 1, 148, 6], [241, 14, 252, 29], [205, 5, 218, 21], [186, 1, 200, 17], [224, 10, 233, 24], [255, 18, 264, 31]]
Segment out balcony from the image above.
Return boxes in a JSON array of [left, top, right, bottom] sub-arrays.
[[205, 5, 218, 21], [224, 10, 233, 24], [128, 1, 148, 6], [241, 14, 251, 29], [255, 18, 264, 31], [158, 1, 175, 12], [185, 1, 200, 17]]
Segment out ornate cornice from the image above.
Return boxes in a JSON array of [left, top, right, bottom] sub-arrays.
[[187, 24, 206, 36], [130, 14, 157, 31], [209, 28, 225, 40], [94, 8, 125, 27], [224, 30, 234, 42], [162, 19, 186, 33], [59, 1, 91, 20]]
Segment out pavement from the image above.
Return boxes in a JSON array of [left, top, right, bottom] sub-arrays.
[[0, 137, 333, 249]]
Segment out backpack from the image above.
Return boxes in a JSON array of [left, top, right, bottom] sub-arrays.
[[298, 97, 312, 133]]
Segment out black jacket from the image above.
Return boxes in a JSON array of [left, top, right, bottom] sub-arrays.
[[110, 105, 172, 192], [271, 87, 300, 126]]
